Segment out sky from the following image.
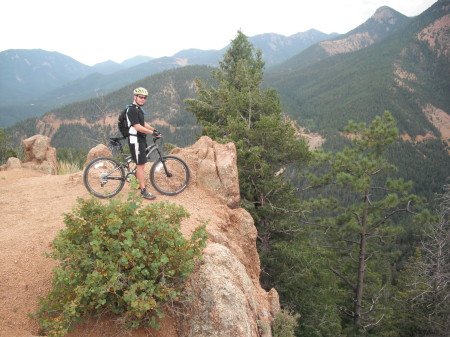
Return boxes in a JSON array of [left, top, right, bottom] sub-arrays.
[[0, 0, 437, 66]]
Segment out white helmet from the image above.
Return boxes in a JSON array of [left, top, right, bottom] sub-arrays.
[[133, 87, 148, 96]]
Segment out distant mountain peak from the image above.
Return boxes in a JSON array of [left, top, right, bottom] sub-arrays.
[[248, 30, 336, 65], [316, 6, 409, 56], [371, 6, 403, 25]]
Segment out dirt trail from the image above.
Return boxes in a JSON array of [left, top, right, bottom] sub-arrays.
[[0, 168, 217, 337]]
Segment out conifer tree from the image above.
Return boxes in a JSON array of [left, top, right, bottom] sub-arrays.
[[185, 30, 310, 288], [302, 112, 427, 333], [389, 183, 449, 336], [0, 128, 17, 164]]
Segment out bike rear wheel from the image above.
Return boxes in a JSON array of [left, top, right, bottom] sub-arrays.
[[150, 156, 190, 196], [83, 157, 126, 198]]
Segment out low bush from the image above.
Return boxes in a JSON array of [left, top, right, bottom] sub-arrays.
[[33, 195, 207, 336], [272, 308, 300, 337]]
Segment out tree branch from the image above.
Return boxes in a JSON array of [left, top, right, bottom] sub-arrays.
[[331, 267, 356, 291], [373, 200, 417, 228]]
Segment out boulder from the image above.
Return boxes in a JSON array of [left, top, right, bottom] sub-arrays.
[[172, 136, 240, 208], [4, 157, 22, 169], [178, 244, 280, 337], [21, 135, 56, 175], [84, 144, 112, 167]]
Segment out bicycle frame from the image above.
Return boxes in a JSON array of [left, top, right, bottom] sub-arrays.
[[85, 136, 190, 198], [110, 137, 167, 181], [145, 139, 173, 178]]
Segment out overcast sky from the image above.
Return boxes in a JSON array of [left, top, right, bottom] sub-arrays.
[[0, 0, 437, 66]]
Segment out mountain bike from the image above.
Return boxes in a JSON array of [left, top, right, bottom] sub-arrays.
[[83, 134, 190, 198]]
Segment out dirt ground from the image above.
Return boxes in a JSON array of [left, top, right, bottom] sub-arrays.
[[0, 167, 219, 337]]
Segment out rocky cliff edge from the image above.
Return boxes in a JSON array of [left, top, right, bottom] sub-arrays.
[[0, 135, 280, 337]]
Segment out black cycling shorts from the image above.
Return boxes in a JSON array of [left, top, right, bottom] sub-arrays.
[[129, 141, 147, 165]]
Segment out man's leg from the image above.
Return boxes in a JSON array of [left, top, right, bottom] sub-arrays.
[[136, 163, 156, 200], [135, 163, 146, 190], [130, 139, 155, 200], [136, 164, 155, 200]]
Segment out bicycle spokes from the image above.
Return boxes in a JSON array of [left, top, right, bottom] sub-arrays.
[[150, 156, 190, 196], [83, 157, 126, 198]]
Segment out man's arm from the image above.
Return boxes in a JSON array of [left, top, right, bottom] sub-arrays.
[[144, 122, 156, 132], [133, 123, 155, 135]]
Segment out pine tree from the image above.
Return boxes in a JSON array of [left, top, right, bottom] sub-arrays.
[[185, 30, 310, 289], [0, 128, 17, 164], [301, 112, 427, 333], [389, 183, 450, 336]]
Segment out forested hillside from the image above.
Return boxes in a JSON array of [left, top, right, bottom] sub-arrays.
[[268, 6, 411, 73], [266, 3, 449, 136], [0, 56, 188, 128], [9, 65, 214, 149], [185, 30, 450, 337], [265, 0, 450, 199]]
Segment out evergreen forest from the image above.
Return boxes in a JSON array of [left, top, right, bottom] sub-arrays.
[[184, 31, 449, 337]]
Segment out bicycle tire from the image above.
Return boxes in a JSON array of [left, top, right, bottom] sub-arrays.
[[83, 157, 126, 198], [150, 156, 190, 196]]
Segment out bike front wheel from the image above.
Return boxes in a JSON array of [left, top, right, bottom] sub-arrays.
[[83, 157, 126, 198], [150, 156, 190, 196]]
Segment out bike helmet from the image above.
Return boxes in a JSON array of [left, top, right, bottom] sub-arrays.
[[133, 87, 148, 96]]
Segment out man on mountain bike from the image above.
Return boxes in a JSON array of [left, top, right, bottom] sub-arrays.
[[127, 87, 160, 200]]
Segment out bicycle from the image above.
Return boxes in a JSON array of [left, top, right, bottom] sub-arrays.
[[83, 134, 190, 198]]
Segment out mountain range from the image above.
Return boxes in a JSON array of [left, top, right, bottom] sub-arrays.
[[266, 3, 450, 137], [0, 29, 336, 127], [264, 1, 450, 197], [2, 1, 449, 199]]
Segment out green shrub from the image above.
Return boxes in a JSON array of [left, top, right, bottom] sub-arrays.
[[0, 128, 18, 165], [272, 309, 300, 337], [34, 196, 208, 337]]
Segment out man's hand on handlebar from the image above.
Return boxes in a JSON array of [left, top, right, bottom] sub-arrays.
[[153, 130, 161, 138]]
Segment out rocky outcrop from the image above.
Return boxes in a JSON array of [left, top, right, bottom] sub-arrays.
[[0, 135, 280, 337], [170, 136, 280, 336], [178, 244, 279, 337], [21, 135, 57, 175], [0, 157, 22, 170], [417, 13, 450, 60], [1, 135, 57, 174], [319, 32, 375, 55], [173, 136, 241, 209]]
